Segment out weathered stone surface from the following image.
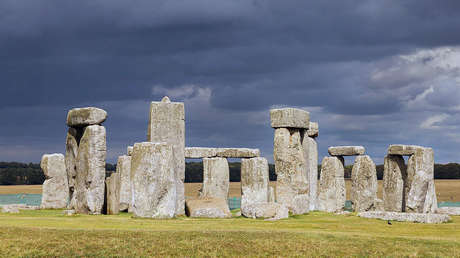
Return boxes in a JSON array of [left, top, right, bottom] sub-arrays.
[[66, 107, 107, 127], [74, 125, 106, 214], [436, 207, 460, 216], [306, 122, 319, 137], [184, 147, 260, 158], [270, 108, 310, 129], [131, 142, 176, 218], [63, 209, 76, 216], [147, 97, 185, 216], [268, 186, 275, 203], [117, 155, 132, 212], [41, 153, 69, 209], [242, 202, 289, 220], [317, 156, 345, 212], [1, 204, 39, 213], [105, 172, 120, 215], [351, 155, 378, 212], [328, 146, 365, 156], [185, 198, 231, 218], [303, 135, 318, 211], [65, 127, 82, 209], [406, 147, 437, 213], [387, 144, 423, 156], [127, 146, 133, 156], [0, 205, 19, 213], [358, 211, 450, 224], [200, 158, 229, 200], [241, 157, 269, 212], [383, 155, 407, 212], [274, 128, 309, 215]]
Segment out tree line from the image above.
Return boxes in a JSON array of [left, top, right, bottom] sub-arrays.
[[1, 161, 459, 185]]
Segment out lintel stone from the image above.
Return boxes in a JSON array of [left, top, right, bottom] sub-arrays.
[[270, 108, 310, 129], [185, 147, 259, 158], [387, 144, 424, 156], [328, 146, 365, 156]]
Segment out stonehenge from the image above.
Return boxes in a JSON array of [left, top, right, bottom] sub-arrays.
[[317, 156, 345, 212], [105, 172, 120, 215], [117, 155, 131, 212], [200, 157, 230, 200], [40, 154, 69, 209]]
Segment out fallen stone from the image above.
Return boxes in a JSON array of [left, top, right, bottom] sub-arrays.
[[242, 202, 289, 220], [436, 207, 460, 216], [117, 155, 132, 212], [383, 155, 407, 212], [131, 142, 176, 218], [317, 156, 345, 212], [351, 155, 378, 212], [306, 122, 319, 137], [303, 135, 318, 211], [0, 205, 19, 213], [270, 108, 310, 129], [66, 107, 107, 127], [147, 97, 185, 216], [200, 157, 229, 200], [328, 146, 365, 156], [127, 146, 133, 156], [74, 125, 106, 214], [184, 147, 260, 158], [387, 144, 424, 156], [185, 198, 231, 218], [65, 127, 83, 209], [358, 211, 450, 224], [274, 127, 309, 215], [40, 153, 69, 209], [63, 209, 76, 216], [105, 172, 120, 215], [0, 204, 39, 213], [241, 157, 269, 211]]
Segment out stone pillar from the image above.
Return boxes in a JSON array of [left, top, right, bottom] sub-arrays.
[[350, 155, 378, 212], [147, 96, 185, 216], [65, 127, 82, 209], [241, 157, 269, 210], [317, 156, 345, 212], [131, 142, 176, 218], [304, 121, 319, 211], [383, 155, 407, 212], [105, 172, 120, 215], [200, 157, 229, 200], [40, 154, 69, 209], [117, 155, 131, 212]]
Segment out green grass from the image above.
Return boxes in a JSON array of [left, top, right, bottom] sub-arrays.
[[0, 210, 459, 257]]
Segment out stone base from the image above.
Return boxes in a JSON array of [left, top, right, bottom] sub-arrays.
[[241, 202, 289, 220], [185, 198, 231, 218], [358, 211, 450, 224]]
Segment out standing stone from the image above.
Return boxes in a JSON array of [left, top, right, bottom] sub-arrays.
[[268, 186, 275, 203], [200, 157, 229, 200], [74, 125, 106, 214], [317, 156, 345, 212], [241, 157, 269, 215], [117, 155, 132, 212], [351, 155, 378, 212], [40, 154, 69, 209], [383, 155, 407, 212], [147, 96, 185, 216], [105, 172, 120, 215], [65, 127, 82, 209], [131, 142, 176, 218], [274, 128, 309, 215], [406, 147, 437, 213], [127, 146, 133, 156], [302, 135, 318, 211]]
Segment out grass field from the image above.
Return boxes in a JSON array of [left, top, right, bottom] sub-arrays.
[[0, 209, 459, 257], [2, 179, 460, 201]]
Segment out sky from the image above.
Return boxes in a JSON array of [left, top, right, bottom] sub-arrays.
[[1, 0, 460, 164]]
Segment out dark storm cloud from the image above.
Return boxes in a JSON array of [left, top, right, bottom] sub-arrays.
[[1, 0, 460, 163]]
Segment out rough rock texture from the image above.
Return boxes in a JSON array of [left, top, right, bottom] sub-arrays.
[[66, 107, 107, 127], [387, 144, 423, 156], [1, 204, 39, 213], [105, 172, 120, 215], [270, 108, 310, 129], [241, 202, 289, 220], [63, 209, 76, 216], [406, 147, 437, 213], [241, 157, 269, 211], [268, 186, 275, 203], [74, 125, 106, 214], [358, 211, 450, 224], [302, 135, 318, 211], [200, 158, 229, 200], [317, 156, 346, 212], [184, 147, 260, 158], [436, 207, 460, 216], [306, 122, 319, 137], [127, 146, 133, 156], [328, 146, 365, 156], [274, 128, 309, 215], [117, 155, 132, 212], [185, 198, 231, 218], [147, 97, 185, 216], [65, 127, 82, 209], [40, 154, 69, 209], [1, 205, 19, 213], [131, 142, 176, 218], [350, 155, 378, 212], [383, 155, 407, 212]]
